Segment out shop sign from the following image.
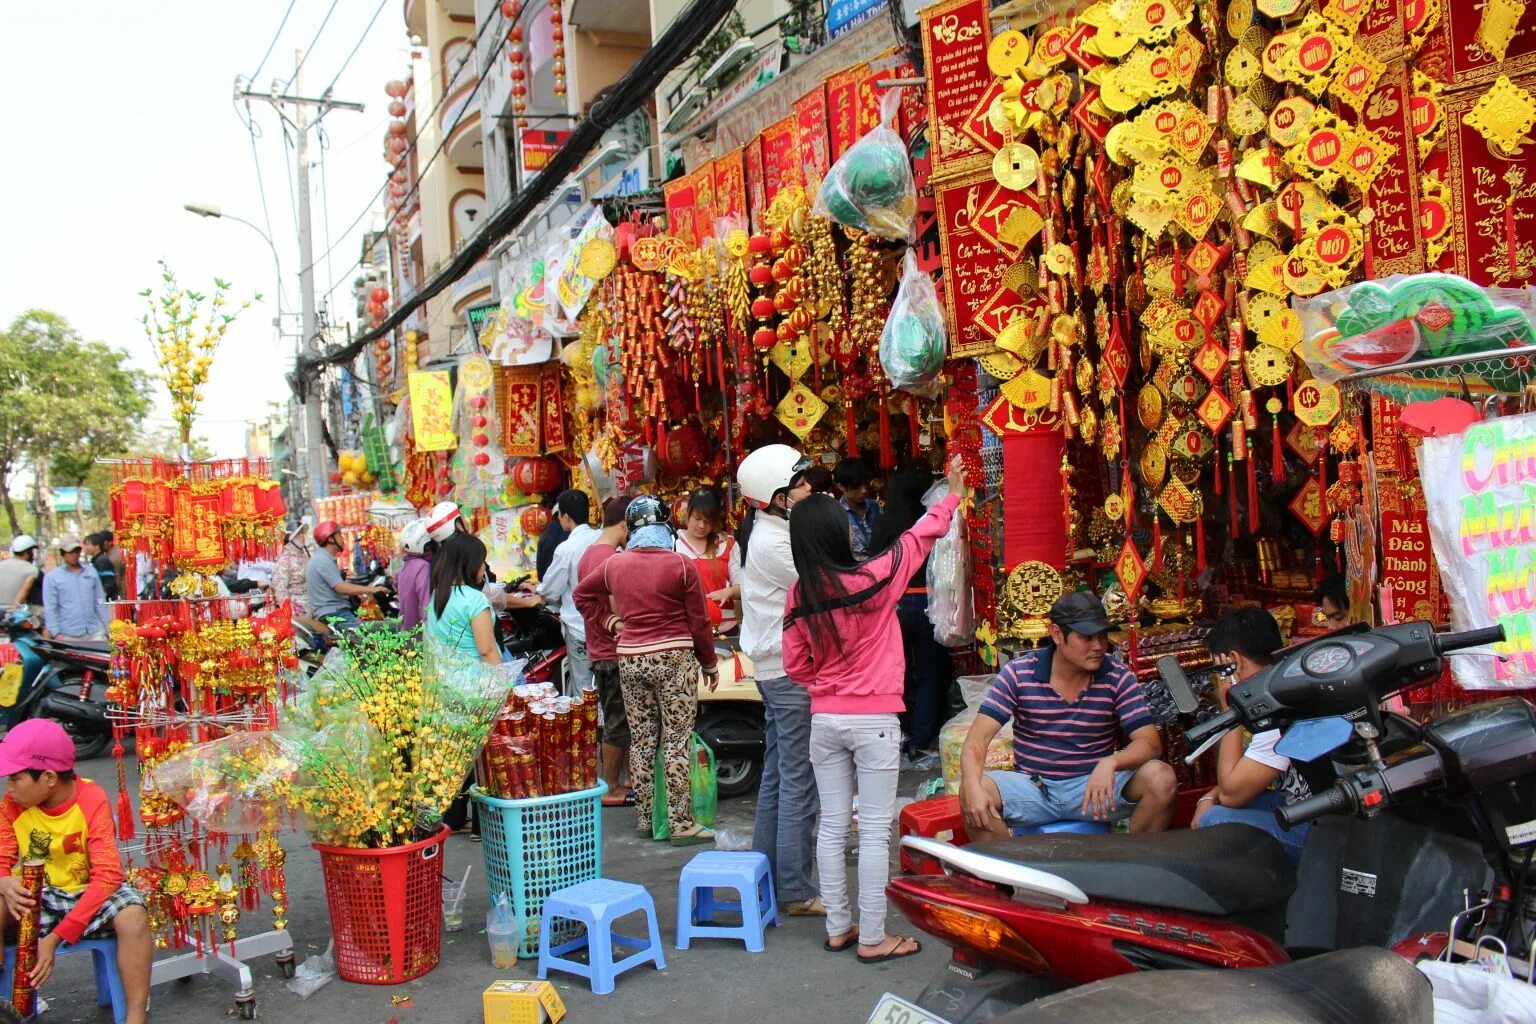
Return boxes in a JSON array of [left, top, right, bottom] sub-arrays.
[[828, 0, 885, 39], [920, 0, 993, 178], [521, 129, 570, 173], [50, 487, 93, 513], [1379, 506, 1441, 623], [1419, 412, 1536, 689], [465, 302, 501, 339]]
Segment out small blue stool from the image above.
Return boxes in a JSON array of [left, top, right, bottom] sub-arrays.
[[537, 878, 665, 995], [3, 937, 126, 1024], [1011, 819, 1111, 837], [676, 850, 778, 952]]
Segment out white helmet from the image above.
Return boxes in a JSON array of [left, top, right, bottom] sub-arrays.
[[737, 444, 809, 509], [424, 501, 461, 543], [400, 519, 431, 555], [9, 535, 36, 556]]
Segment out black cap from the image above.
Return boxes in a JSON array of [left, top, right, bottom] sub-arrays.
[[1049, 591, 1112, 636]]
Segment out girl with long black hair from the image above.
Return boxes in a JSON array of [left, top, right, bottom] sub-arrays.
[[783, 457, 965, 964], [426, 533, 502, 667]]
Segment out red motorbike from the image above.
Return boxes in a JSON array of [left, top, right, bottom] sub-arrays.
[[888, 621, 1532, 1023]]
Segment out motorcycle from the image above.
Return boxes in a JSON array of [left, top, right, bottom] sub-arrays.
[[0, 610, 114, 761], [695, 636, 764, 799], [888, 621, 1530, 1023]]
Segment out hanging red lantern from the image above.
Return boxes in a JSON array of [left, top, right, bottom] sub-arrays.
[[366, 300, 385, 319], [657, 422, 708, 477], [511, 457, 562, 494], [388, 100, 407, 117], [753, 327, 776, 349], [471, 414, 488, 428], [384, 79, 408, 98], [388, 120, 408, 136], [751, 297, 776, 319], [520, 506, 550, 536], [500, 0, 520, 15], [473, 452, 491, 467], [472, 432, 489, 447], [370, 286, 390, 304], [469, 395, 489, 410], [387, 136, 408, 154]]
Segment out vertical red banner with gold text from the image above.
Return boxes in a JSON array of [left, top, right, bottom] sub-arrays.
[[691, 164, 717, 239], [713, 148, 747, 229], [761, 115, 801, 206], [920, 0, 993, 179], [664, 175, 699, 247], [743, 137, 767, 232], [826, 63, 868, 163], [796, 87, 831, 184]]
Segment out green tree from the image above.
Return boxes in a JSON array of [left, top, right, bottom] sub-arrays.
[[0, 310, 153, 534], [63, 426, 213, 528]]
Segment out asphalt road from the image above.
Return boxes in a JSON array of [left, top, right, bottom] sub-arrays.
[[39, 755, 946, 1023]]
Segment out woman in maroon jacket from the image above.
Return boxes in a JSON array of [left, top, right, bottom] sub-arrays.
[[574, 496, 719, 845]]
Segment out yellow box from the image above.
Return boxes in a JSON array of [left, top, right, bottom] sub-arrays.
[[483, 979, 566, 1024]]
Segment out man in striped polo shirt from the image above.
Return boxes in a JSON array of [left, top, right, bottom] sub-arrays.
[[959, 592, 1177, 841]]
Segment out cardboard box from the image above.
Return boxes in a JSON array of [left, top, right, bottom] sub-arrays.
[[483, 980, 566, 1024]]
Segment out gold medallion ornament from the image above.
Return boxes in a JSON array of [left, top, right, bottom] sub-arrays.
[[1294, 379, 1342, 427], [993, 143, 1042, 189], [1227, 0, 1256, 37], [459, 354, 493, 393], [1140, 442, 1169, 488], [1247, 344, 1293, 388], [989, 30, 1034, 77], [1137, 383, 1166, 429], [1463, 76, 1536, 158], [578, 237, 618, 278], [1476, 0, 1527, 63], [1104, 494, 1126, 522], [1002, 561, 1064, 642], [775, 385, 827, 441]]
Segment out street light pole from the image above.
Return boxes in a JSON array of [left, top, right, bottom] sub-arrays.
[[181, 203, 285, 330]]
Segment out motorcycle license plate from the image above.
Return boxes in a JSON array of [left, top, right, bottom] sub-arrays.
[[866, 993, 953, 1024]]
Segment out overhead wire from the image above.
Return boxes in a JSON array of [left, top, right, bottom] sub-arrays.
[[242, 100, 292, 311], [321, 0, 391, 99], [248, 0, 299, 85], [287, 0, 343, 91]]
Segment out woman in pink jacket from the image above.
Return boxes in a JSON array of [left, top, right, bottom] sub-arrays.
[[783, 457, 965, 964]]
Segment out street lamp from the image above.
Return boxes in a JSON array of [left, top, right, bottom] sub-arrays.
[[182, 203, 287, 317]]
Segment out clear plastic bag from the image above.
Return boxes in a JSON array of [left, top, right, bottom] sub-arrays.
[[486, 893, 521, 969], [813, 88, 916, 242], [938, 674, 1014, 795], [285, 942, 336, 999], [924, 482, 973, 647], [881, 249, 948, 397]]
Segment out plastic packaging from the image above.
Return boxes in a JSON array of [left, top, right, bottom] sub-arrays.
[[924, 482, 974, 647], [813, 88, 916, 242], [938, 674, 1014, 794], [1295, 273, 1536, 391], [487, 893, 521, 969], [285, 942, 336, 999], [651, 733, 718, 840], [880, 249, 948, 396], [713, 826, 752, 851]]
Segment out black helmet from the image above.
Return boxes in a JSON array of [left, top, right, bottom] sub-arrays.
[[624, 494, 672, 532]]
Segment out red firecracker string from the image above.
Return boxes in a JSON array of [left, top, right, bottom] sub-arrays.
[[1229, 457, 1240, 539], [1271, 411, 1285, 482], [1247, 444, 1260, 533], [1195, 513, 1207, 573]]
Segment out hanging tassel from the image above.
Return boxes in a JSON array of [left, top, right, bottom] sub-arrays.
[[878, 398, 895, 471], [1271, 411, 1285, 482], [114, 739, 135, 840], [1151, 514, 1163, 571], [846, 404, 859, 457], [1195, 513, 1207, 573], [1229, 456, 1240, 539], [1214, 443, 1224, 495], [1247, 444, 1260, 533]]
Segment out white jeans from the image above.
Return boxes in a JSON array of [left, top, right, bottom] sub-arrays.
[[810, 712, 901, 945]]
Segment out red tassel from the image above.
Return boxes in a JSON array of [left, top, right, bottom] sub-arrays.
[[113, 740, 135, 840], [878, 399, 895, 470], [846, 404, 858, 457], [1214, 445, 1224, 494], [1247, 449, 1260, 533], [1272, 414, 1285, 482], [1229, 458, 1240, 539], [1151, 515, 1163, 570], [1195, 513, 1207, 573]]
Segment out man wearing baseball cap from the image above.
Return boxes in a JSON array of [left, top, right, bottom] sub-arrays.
[[0, 720, 151, 1023], [0, 536, 42, 611], [959, 591, 1177, 841], [41, 536, 110, 642]]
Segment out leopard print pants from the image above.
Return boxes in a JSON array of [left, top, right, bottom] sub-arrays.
[[619, 649, 700, 835]]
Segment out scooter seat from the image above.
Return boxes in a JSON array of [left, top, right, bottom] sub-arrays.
[[987, 946, 1430, 1024], [966, 823, 1295, 916]]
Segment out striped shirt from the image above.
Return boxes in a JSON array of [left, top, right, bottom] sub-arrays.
[[979, 648, 1155, 780]]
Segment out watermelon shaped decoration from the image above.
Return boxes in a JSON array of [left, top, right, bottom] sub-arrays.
[[1325, 317, 1420, 369]]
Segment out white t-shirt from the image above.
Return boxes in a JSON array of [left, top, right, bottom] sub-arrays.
[[675, 533, 742, 620], [1244, 729, 1314, 804]]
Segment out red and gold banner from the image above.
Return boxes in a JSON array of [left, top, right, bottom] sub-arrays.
[[691, 164, 717, 238], [172, 490, 226, 568], [539, 363, 568, 455], [1002, 431, 1068, 569], [713, 148, 747, 228], [1379, 500, 1443, 623], [663, 175, 700, 247], [761, 114, 802, 205], [1439, 74, 1536, 286], [795, 87, 831, 183], [743, 137, 766, 232], [1422, 0, 1536, 91], [498, 365, 543, 456], [920, 0, 993, 179], [934, 169, 1012, 356], [408, 369, 457, 452], [826, 63, 868, 162]]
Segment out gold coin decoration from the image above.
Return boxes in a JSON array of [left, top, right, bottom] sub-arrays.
[[1004, 561, 1064, 616], [1247, 344, 1293, 387], [994, 143, 1042, 189]]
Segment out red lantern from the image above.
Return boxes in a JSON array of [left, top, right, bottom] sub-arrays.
[[388, 136, 408, 154], [748, 265, 772, 286], [473, 452, 491, 467], [366, 300, 385, 319], [472, 433, 489, 447], [500, 0, 519, 15], [751, 297, 776, 320], [753, 327, 776, 349], [772, 260, 792, 282], [520, 506, 550, 536], [469, 395, 489, 409], [388, 100, 407, 117], [471, 414, 488, 428], [370, 286, 390, 304], [748, 234, 772, 254], [384, 79, 408, 98], [511, 457, 562, 494], [388, 120, 407, 137], [657, 422, 707, 477]]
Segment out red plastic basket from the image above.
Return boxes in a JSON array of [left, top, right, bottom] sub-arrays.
[[314, 825, 449, 984]]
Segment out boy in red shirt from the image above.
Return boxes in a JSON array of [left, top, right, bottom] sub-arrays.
[[0, 720, 150, 1023]]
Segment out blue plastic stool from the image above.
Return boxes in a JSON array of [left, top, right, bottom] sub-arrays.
[[2, 937, 126, 1024], [675, 850, 778, 952], [1011, 819, 1112, 837], [537, 878, 666, 995]]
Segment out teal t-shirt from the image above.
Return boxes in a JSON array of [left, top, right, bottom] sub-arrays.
[[426, 585, 492, 656]]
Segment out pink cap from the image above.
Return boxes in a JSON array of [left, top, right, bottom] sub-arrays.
[[0, 719, 75, 776]]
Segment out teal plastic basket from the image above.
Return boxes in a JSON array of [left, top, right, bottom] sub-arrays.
[[470, 783, 606, 957]]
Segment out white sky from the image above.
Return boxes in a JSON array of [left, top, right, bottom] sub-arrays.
[[1, 1, 411, 458]]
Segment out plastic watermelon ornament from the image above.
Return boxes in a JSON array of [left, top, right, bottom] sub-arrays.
[[1328, 318, 1420, 369]]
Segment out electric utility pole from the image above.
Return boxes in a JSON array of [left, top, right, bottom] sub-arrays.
[[239, 51, 365, 512]]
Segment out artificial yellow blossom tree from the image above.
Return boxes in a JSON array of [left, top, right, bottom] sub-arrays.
[[140, 262, 257, 447]]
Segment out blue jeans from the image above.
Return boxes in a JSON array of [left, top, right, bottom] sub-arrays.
[[1197, 790, 1311, 863], [897, 592, 950, 753], [987, 768, 1138, 827], [753, 675, 818, 903]]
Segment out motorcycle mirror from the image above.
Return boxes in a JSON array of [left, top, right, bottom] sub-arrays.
[[1157, 655, 1199, 715], [1276, 716, 1354, 762]]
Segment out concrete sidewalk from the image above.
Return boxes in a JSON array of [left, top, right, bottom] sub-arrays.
[[40, 756, 944, 1023]]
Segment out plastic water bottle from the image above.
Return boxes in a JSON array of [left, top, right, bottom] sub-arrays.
[[486, 893, 521, 969]]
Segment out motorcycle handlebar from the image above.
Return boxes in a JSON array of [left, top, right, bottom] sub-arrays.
[[1184, 709, 1239, 747], [1436, 625, 1505, 654], [1276, 784, 1355, 829]]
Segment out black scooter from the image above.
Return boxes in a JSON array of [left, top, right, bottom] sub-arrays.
[[1, 610, 114, 761]]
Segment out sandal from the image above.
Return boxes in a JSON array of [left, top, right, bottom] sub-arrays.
[[823, 927, 858, 953], [668, 826, 716, 847], [858, 935, 923, 964], [784, 896, 826, 917]]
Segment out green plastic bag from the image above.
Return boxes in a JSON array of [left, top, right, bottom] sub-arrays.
[[651, 732, 718, 840]]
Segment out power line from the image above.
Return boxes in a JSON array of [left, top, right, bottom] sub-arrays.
[[243, 101, 291, 311], [287, 0, 343, 90], [321, 0, 391, 99], [248, 0, 298, 84]]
